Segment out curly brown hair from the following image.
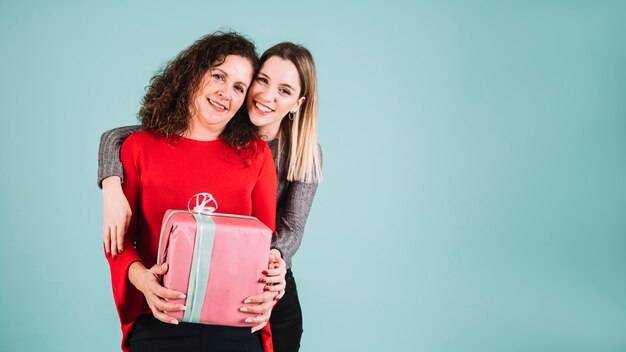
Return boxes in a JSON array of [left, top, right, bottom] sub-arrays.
[[139, 31, 259, 149]]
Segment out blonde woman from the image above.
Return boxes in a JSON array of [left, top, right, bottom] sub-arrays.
[[99, 42, 322, 352]]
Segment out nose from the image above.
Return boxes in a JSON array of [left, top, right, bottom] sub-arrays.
[[257, 86, 275, 103], [217, 89, 231, 101]]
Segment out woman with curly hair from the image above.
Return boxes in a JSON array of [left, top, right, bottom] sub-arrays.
[[100, 41, 321, 352], [104, 31, 284, 352]]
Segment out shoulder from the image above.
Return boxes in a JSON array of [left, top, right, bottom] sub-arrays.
[[121, 130, 164, 157], [257, 139, 275, 165], [226, 139, 274, 169], [248, 139, 276, 173], [124, 130, 160, 145], [259, 139, 272, 154]]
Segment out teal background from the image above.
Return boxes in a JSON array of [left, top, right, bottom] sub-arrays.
[[1, 1, 625, 351]]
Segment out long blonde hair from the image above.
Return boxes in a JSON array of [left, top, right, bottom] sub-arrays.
[[260, 43, 322, 183]]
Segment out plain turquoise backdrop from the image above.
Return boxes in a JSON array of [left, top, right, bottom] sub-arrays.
[[1, 1, 625, 351]]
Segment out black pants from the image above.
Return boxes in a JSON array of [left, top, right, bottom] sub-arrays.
[[269, 269, 303, 352], [129, 314, 262, 352]]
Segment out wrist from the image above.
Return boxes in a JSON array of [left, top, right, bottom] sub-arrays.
[[128, 261, 147, 291], [269, 248, 283, 260], [102, 176, 122, 191]]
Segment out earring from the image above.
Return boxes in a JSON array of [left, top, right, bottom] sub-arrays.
[[288, 111, 295, 121]]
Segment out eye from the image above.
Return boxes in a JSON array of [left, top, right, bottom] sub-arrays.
[[279, 88, 292, 95], [256, 76, 269, 84], [212, 73, 225, 81], [234, 85, 244, 93]]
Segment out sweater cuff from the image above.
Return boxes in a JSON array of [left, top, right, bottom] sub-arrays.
[[98, 160, 125, 189], [270, 246, 284, 260]]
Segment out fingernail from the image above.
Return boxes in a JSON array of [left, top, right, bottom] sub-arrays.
[[263, 286, 270, 291], [179, 294, 186, 299], [239, 307, 247, 312], [180, 306, 186, 311], [244, 299, 251, 304], [171, 320, 179, 325], [262, 270, 268, 275], [245, 318, 252, 323], [259, 277, 266, 283]]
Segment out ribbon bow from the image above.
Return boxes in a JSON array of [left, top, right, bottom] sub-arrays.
[[187, 193, 218, 214]]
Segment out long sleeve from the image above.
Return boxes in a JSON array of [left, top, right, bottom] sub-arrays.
[[105, 133, 144, 327], [252, 142, 278, 233], [271, 145, 322, 268], [98, 125, 142, 188], [249, 141, 279, 352]]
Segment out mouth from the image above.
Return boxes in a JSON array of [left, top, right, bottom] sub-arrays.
[[208, 98, 228, 111], [254, 101, 274, 113]]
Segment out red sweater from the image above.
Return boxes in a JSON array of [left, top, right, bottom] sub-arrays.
[[106, 131, 277, 352]]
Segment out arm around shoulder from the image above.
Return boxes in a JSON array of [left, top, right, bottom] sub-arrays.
[[98, 125, 142, 188]]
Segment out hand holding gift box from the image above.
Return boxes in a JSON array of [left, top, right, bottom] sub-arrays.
[[156, 193, 276, 326]]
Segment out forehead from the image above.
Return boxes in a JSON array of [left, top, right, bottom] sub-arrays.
[[212, 55, 254, 82], [260, 56, 301, 88]]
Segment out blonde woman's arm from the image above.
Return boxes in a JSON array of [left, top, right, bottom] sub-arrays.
[[98, 125, 141, 255]]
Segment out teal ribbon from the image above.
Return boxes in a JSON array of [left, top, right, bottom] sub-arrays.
[[183, 212, 216, 323]]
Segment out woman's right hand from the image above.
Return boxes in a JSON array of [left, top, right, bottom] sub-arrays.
[[102, 176, 132, 257], [128, 262, 187, 324]]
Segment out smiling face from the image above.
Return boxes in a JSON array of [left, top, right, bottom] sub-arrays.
[[246, 56, 305, 140], [188, 54, 254, 140]]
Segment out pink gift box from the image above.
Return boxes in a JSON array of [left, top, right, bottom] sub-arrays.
[[156, 209, 272, 326]]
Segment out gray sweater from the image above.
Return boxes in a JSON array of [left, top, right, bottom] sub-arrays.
[[98, 125, 320, 268]]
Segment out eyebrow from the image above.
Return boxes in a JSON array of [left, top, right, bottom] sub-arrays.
[[258, 72, 298, 92], [213, 68, 248, 90]]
